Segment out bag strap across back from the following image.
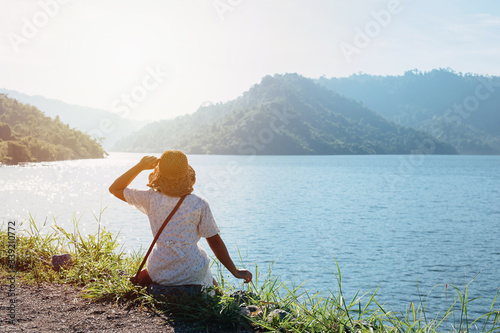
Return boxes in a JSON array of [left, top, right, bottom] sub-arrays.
[[133, 194, 187, 278]]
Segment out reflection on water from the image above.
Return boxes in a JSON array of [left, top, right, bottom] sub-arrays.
[[1, 153, 500, 320]]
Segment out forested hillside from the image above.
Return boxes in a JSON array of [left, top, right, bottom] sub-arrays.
[[0, 88, 148, 149], [113, 74, 456, 155], [317, 69, 500, 154], [0, 94, 106, 164]]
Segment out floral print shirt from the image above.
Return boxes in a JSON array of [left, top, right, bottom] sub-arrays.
[[124, 188, 219, 287]]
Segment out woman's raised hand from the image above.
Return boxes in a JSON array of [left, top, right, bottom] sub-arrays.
[[234, 269, 253, 284], [138, 155, 159, 170]]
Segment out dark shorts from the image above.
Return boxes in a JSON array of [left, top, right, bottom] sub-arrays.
[[147, 283, 203, 297]]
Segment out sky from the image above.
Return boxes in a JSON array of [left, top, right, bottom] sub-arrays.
[[1, 0, 500, 121]]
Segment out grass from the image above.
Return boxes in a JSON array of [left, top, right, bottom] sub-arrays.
[[1, 213, 499, 332]]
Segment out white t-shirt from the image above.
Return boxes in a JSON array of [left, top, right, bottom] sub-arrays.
[[124, 188, 219, 287]]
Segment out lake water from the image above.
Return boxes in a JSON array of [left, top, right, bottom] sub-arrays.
[[1, 153, 499, 323]]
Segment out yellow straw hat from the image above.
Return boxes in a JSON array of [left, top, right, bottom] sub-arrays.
[[147, 150, 195, 197]]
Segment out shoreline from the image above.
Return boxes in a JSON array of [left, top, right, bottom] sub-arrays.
[[1, 217, 499, 332]]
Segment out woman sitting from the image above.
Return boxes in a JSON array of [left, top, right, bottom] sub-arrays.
[[109, 150, 252, 290]]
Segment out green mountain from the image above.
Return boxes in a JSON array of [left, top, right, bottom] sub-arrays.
[[0, 94, 106, 164], [317, 69, 500, 154], [113, 74, 456, 155], [0, 88, 149, 149]]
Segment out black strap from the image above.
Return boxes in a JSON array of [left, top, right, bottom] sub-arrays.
[[133, 195, 187, 278]]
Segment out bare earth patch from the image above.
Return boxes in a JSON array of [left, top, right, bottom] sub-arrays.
[[0, 281, 248, 332]]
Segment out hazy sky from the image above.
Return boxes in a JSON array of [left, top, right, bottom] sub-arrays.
[[1, 0, 500, 121]]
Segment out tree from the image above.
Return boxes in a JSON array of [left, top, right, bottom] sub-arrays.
[[0, 122, 12, 140], [7, 141, 32, 164]]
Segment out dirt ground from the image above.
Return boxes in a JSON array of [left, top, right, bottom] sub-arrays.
[[0, 281, 252, 332]]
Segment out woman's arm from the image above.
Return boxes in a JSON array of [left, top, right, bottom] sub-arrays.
[[206, 233, 252, 283], [109, 155, 158, 202]]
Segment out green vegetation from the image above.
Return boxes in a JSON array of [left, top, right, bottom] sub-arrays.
[[317, 69, 500, 154], [0, 88, 149, 150], [113, 74, 456, 155], [0, 94, 106, 164], [2, 214, 499, 332]]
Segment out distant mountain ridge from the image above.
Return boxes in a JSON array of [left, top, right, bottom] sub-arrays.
[[317, 69, 500, 154], [0, 89, 148, 149], [113, 74, 456, 155]]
